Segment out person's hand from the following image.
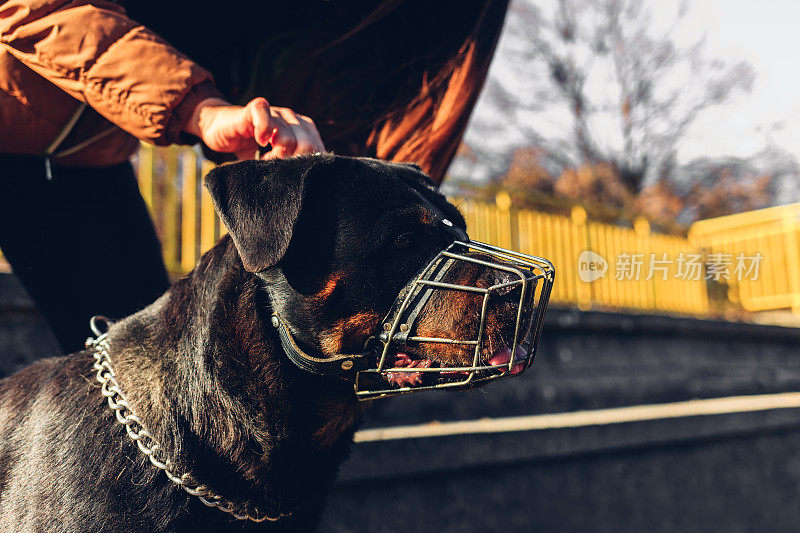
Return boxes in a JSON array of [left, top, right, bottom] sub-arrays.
[[184, 97, 325, 160]]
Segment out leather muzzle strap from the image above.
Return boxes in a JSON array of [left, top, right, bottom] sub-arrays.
[[270, 312, 372, 378]]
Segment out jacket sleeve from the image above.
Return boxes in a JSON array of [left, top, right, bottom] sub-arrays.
[[0, 0, 223, 145]]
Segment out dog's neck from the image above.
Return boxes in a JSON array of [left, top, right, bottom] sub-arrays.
[[103, 236, 360, 517]]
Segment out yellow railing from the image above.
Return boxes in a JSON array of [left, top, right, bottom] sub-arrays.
[[458, 196, 708, 314], [689, 204, 800, 314], [135, 145, 712, 316], [135, 145, 226, 275], [2, 145, 794, 318]]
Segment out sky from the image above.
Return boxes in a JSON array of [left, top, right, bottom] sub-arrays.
[[460, 0, 800, 176], [676, 0, 800, 162]]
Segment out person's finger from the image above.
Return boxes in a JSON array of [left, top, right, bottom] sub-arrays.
[[275, 108, 325, 155], [297, 114, 326, 152], [259, 143, 291, 160], [276, 107, 318, 155], [247, 97, 272, 147], [267, 109, 297, 157]]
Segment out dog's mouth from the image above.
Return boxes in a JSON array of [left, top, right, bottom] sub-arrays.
[[381, 344, 528, 389]]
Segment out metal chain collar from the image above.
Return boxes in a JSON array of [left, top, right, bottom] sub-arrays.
[[86, 316, 289, 524]]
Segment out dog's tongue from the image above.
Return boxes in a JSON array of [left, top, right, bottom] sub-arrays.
[[385, 353, 432, 388], [488, 345, 527, 375], [385, 347, 527, 388]]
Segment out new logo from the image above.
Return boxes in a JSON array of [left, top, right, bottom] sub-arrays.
[[578, 251, 608, 283]]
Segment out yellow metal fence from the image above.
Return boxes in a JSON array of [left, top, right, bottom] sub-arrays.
[[458, 199, 708, 314], [8, 144, 797, 317], [135, 145, 226, 275], [689, 204, 800, 314]]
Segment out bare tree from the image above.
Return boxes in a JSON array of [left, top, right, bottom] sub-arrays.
[[491, 0, 754, 193]]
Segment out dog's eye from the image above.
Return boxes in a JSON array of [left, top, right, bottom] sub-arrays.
[[393, 232, 414, 250]]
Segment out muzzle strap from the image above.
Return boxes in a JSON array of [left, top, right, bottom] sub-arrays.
[[270, 312, 371, 379]]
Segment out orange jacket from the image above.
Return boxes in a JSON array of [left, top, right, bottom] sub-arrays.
[[0, 0, 220, 166], [0, 0, 508, 183]]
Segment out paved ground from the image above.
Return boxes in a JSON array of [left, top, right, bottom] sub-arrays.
[[0, 274, 60, 377], [318, 305, 800, 532], [325, 418, 800, 533]]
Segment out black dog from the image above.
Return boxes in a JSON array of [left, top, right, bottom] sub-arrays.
[[0, 155, 528, 531]]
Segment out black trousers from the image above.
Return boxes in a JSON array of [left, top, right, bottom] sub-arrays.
[[0, 155, 170, 354]]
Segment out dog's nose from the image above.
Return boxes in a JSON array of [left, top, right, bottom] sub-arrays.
[[492, 271, 519, 295]]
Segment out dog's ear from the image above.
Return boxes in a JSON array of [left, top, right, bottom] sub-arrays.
[[204, 156, 324, 273]]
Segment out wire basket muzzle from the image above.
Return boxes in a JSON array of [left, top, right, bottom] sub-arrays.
[[355, 240, 554, 400]]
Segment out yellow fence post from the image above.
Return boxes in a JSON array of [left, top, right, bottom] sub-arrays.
[[572, 205, 591, 310], [138, 144, 154, 210], [200, 161, 218, 255], [162, 148, 179, 274], [782, 212, 800, 315], [634, 217, 653, 310], [495, 191, 514, 249], [180, 150, 198, 273]]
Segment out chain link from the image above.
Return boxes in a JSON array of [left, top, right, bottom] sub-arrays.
[[87, 316, 289, 524]]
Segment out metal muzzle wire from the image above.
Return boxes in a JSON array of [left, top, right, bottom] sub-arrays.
[[354, 240, 554, 400]]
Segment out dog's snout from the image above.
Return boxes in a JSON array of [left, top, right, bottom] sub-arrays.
[[492, 271, 518, 295]]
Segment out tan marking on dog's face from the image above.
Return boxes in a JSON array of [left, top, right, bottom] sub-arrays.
[[320, 312, 382, 355], [313, 271, 344, 302], [417, 206, 437, 224]]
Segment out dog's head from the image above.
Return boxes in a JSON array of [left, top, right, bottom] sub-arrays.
[[205, 155, 543, 396]]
